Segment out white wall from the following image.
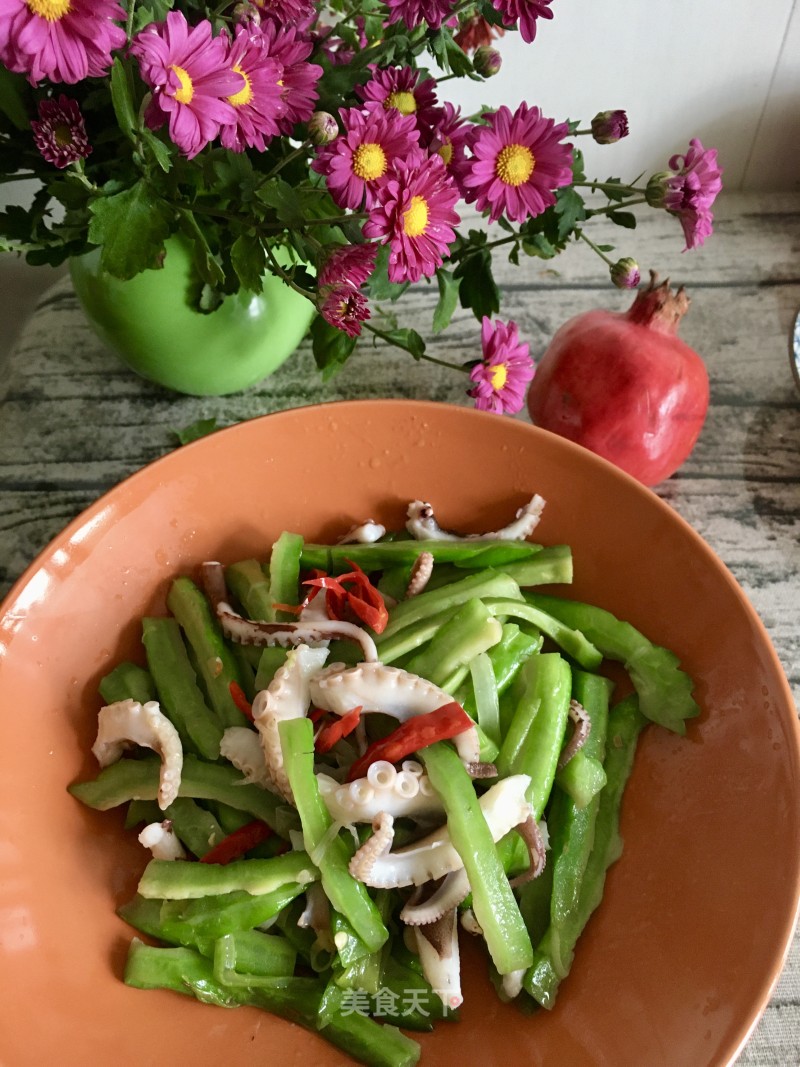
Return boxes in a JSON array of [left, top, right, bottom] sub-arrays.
[[445, 0, 800, 191]]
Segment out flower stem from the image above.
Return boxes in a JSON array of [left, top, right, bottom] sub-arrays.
[[574, 180, 647, 196], [126, 0, 136, 39], [364, 323, 469, 372], [576, 228, 612, 267], [263, 244, 316, 301], [585, 196, 649, 218], [263, 139, 312, 181]]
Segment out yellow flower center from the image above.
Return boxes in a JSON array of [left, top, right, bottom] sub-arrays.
[[228, 65, 253, 108], [489, 362, 508, 390], [352, 142, 387, 181], [170, 64, 194, 106], [437, 140, 453, 166], [384, 91, 417, 116], [53, 123, 73, 148], [26, 0, 71, 20], [403, 195, 429, 238], [496, 143, 535, 186]]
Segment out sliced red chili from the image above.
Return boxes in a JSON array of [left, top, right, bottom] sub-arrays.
[[308, 707, 328, 725], [346, 702, 474, 782], [303, 562, 388, 634], [200, 819, 274, 865], [229, 680, 254, 722], [315, 706, 363, 755]]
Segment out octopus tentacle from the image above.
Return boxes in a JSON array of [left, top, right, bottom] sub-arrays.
[[317, 763, 443, 824], [219, 726, 272, 789], [337, 520, 386, 544], [348, 775, 532, 888], [405, 493, 546, 542], [309, 662, 480, 766], [405, 552, 434, 598], [412, 908, 462, 1010], [251, 644, 330, 802], [92, 698, 182, 810], [400, 869, 471, 926], [508, 815, 547, 888]]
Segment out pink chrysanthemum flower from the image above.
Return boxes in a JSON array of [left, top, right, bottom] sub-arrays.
[[488, 0, 554, 44], [664, 138, 723, 251], [461, 103, 573, 223], [131, 12, 243, 160], [0, 0, 126, 85], [31, 94, 91, 169], [318, 283, 371, 338], [319, 243, 378, 289], [220, 23, 285, 152], [454, 14, 505, 53], [429, 102, 471, 189], [357, 66, 440, 144], [311, 105, 421, 211], [253, 0, 316, 27], [261, 21, 323, 132], [384, 0, 455, 31], [468, 317, 534, 414], [362, 155, 460, 284]]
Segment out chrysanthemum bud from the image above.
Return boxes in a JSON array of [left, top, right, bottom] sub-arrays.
[[590, 110, 629, 145], [309, 111, 339, 145], [473, 46, 502, 78], [233, 2, 261, 24], [610, 257, 641, 290], [645, 171, 671, 208]]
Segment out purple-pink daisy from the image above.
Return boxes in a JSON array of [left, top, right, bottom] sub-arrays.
[[319, 243, 378, 290], [357, 66, 440, 145], [454, 14, 505, 53], [362, 155, 460, 284], [311, 105, 421, 211], [220, 23, 285, 152], [253, 0, 316, 27], [31, 94, 91, 169], [468, 317, 534, 414], [488, 0, 554, 44], [131, 12, 243, 160], [664, 138, 723, 251], [318, 283, 371, 338], [461, 103, 573, 223], [384, 0, 456, 31], [260, 21, 322, 133], [0, 0, 126, 85]]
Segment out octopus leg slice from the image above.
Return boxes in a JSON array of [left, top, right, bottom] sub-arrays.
[[400, 869, 471, 926], [92, 698, 183, 810], [405, 493, 546, 542], [348, 775, 532, 889], [317, 765, 444, 824], [412, 908, 462, 1010]]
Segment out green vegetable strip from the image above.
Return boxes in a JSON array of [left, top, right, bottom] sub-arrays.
[[224, 559, 274, 621], [469, 650, 501, 749], [372, 956, 453, 1031], [269, 531, 304, 621], [317, 984, 423, 1066], [138, 852, 317, 900], [526, 593, 700, 733], [204, 800, 253, 835], [300, 539, 542, 572], [375, 608, 455, 665], [166, 577, 249, 729], [555, 751, 607, 810], [456, 623, 540, 721], [420, 742, 533, 975], [68, 754, 291, 831], [500, 545, 574, 587], [123, 797, 225, 858], [98, 661, 157, 705], [159, 886, 305, 943], [334, 891, 392, 995], [524, 694, 646, 1008], [331, 910, 373, 968], [255, 646, 289, 691], [231, 646, 257, 700], [404, 597, 502, 687], [484, 598, 602, 670], [211, 933, 297, 983], [141, 616, 224, 759], [279, 717, 389, 954], [379, 571, 523, 643], [495, 653, 572, 816]]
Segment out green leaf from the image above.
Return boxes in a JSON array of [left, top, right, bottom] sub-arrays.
[[521, 232, 558, 259], [230, 233, 266, 292], [140, 128, 173, 173], [133, 1, 172, 33], [110, 57, 137, 142], [310, 315, 358, 380], [367, 243, 410, 302], [608, 210, 637, 229], [0, 66, 29, 131], [172, 417, 219, 446], [571, 147, 586, 183], [258, 178, 321, 230], [600, 176, 627, 202], [432, 268, 460, 333], [454, 250, 500, 321], [88, 180, 173, 279], [553, 187, 586, 241], [375, 327, 426, 359], [178, 209, 225, 287]]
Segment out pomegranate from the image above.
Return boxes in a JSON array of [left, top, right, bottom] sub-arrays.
[[526, 273, 709, 486]]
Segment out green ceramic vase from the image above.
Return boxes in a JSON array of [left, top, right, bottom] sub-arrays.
[[69, 238, 315, 396]]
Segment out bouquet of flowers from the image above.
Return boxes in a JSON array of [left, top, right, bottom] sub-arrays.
[[0, 0, 722, 413]]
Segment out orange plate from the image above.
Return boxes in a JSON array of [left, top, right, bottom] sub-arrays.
[[1, 399, 798, 1067]]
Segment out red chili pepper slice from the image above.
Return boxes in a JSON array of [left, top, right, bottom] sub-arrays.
[[229, 680, 254, 722], [303, 562, 388, 634], [308, 707, 328, 725], [200, 819, 274, 865], [315, 706, 363, 755], [346, 702, 474, 782]]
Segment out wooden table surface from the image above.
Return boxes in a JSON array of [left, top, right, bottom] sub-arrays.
[[1, 191, 799, 1064]]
